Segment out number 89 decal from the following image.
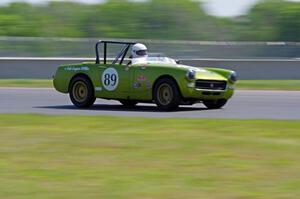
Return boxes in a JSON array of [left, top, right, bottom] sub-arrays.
[[101, 68, 119, 91]]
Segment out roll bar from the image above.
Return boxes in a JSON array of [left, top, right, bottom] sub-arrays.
[[95, 40, 136, 65]]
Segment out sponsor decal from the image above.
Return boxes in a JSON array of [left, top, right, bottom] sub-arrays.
[[146, 81, 152, 89], [137, 75, 147, 82], [101, 68, 119, 91], [95, 87, 102, 91], [133, 82, 141, 89], [64, 66, 89, 71]]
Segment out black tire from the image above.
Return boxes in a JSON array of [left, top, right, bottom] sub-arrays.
[[203, 99, 227, 109], [69, 76, 96, 108], [119, 100, 138, 108], [153, 78, 181, 111]]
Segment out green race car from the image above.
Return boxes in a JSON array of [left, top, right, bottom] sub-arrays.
[[53, 40, 237, 111]]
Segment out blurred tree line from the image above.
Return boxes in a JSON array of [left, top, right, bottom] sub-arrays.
[[0, 0, 299, 41]]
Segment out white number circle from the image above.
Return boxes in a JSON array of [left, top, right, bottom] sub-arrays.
[[102, 68, 119, 91]]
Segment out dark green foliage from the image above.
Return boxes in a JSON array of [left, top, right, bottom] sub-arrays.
[[0, 0, 299, 41]]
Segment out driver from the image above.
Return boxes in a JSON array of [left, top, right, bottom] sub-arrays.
[[132, 43, 148, 58], [129, 43, 148, 64]]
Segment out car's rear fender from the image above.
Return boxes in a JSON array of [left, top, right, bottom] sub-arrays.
[[53, 64, 101, 93]]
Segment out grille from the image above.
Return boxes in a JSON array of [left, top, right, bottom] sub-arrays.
[[195, 80, 227, 90]]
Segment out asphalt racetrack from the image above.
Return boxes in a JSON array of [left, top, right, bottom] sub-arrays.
[[1, 88, 300, 120]]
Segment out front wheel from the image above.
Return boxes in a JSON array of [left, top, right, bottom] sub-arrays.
[[69, 76, 96, 108], [203, 99, 227, 109], [153, 78, 181, 111]]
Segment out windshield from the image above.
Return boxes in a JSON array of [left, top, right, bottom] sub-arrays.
[[132, 56, 177, 65]]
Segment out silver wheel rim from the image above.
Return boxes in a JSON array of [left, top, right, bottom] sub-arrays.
[[72, 81, 88, 103], [157, 83, 173, 106]]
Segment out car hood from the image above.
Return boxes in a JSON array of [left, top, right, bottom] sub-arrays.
[[135, 62, 227, 81], [177, 64, 227, 81]]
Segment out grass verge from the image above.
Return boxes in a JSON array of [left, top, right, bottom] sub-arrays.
[[0, 114, 300, 198], [237, 80, 300, 90], [0, 79, 299, 90], [0, 79, 52, 88]]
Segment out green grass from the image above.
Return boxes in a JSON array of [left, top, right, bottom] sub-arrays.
[[237, 80, 300, 90], [0, 79, 300, 90], [1, 114, 300, 199], [0, 79, 53, 88]]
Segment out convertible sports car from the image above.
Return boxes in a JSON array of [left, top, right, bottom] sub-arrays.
[[53, 40, 237, 111]]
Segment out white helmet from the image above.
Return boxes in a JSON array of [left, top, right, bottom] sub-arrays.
[[131, 43, 148, 58]]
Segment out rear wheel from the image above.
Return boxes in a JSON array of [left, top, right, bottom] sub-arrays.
[[69, 76, 95, 108], [119, 100, 137, 108], [153, 78, 180, 111], [203, 99, 227, 109]]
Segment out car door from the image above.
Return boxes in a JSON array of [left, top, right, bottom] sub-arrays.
[[129, 64, 153, 100], [98, 64, 132, 99]]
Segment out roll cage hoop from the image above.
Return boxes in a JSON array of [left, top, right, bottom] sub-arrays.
[[95, 40, 136, 65]]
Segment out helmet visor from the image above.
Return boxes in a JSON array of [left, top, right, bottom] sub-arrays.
[[136, 50, 148, 56]]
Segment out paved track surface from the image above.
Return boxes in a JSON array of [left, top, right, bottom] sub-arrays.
[[1, 88, 300, 120]]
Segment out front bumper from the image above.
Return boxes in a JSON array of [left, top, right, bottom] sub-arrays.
[[182, 81, 235, 100]]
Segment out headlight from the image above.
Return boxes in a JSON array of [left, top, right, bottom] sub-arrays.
[[186, 69, 196, 81], [229, 71, 238, 83]]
